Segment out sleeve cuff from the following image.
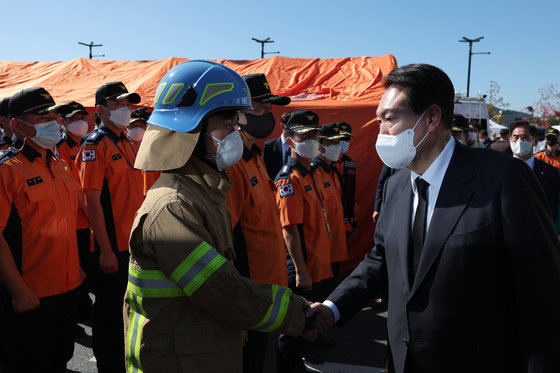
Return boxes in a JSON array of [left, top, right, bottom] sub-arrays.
[[323, 299, 341, 323]]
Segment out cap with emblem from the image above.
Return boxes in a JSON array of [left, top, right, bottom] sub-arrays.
[[285, 110, 320, 134], [95, 82, 141, 107], [0, 97, 9, 117], [242, 73, 290, 106], [130, 107, 151, 124], [61, 101, 88, 119], [337, 121, 352, 139], [8, 87, 71, 118], [545, 128, 559, 137], [319, 122, 346, 140]]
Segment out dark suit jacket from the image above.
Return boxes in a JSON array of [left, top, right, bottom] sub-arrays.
[[533, 158, 560, 221], [262, 137, 290, 180], [328, 143, 560, 373], [374, 165, 400, 212]]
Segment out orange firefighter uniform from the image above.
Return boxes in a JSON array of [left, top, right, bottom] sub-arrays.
[[227, 145, 288, 286], [311, 157, 348, 262], [275, 157, 333, 283]]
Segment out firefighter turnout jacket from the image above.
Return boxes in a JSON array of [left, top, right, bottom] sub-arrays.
[[124, 156, 308, 373]]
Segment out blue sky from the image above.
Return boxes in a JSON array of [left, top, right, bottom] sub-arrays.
[[1, 0, 558, 112]]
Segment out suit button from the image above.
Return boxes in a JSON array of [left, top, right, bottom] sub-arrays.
[[403, 338, 409, 346]]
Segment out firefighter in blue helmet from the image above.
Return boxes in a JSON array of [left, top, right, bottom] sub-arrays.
[[124, 60, 316, 373]]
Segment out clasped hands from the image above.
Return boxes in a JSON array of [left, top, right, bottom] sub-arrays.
[[302, 302, 335, 341]]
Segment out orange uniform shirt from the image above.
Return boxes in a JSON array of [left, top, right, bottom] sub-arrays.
[[142, 170, 161, 196], [312, 157, 348, 262], [57, 133, 89, 230], [0, 145, 82, 298], [535, 150, 560, 173], [227, 145, 288, 286], [275, 157, 332, 283], [76, 127, 144, 253]]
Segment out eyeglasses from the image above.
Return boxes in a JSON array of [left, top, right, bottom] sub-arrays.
[[511, 135, 532, 141]]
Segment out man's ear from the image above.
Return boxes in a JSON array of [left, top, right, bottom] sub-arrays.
[[426, 104, 442, 133], [286, 136, 294, 148], [10, 117, 36, 138]]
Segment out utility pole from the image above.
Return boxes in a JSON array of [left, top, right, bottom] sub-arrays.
[[78, 42, 105, 59], [459, 36, 490, 97], [251, 37, 279, 59]]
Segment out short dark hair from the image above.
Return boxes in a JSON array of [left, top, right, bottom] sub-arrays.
[[384, 63, 455, 129], [479, 129, 488, 137], [510, 120, 536, 137], [280, 111, 292, 125]]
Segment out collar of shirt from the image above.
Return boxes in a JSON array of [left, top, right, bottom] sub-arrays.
[[410, 136, 456, 231], [524, 155, 535, 170], [281, 133, 287, 144], [20, 143, 56, 164]]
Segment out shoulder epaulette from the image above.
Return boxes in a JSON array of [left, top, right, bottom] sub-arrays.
[[274, 164, 295, 182], [84, 129, 105, 145], [0, 148, 18, 166]]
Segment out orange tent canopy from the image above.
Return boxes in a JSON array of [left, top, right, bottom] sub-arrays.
[[0, 55, 397, 274]]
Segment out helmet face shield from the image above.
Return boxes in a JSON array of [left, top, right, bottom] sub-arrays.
[[148, 60, 252, 132]]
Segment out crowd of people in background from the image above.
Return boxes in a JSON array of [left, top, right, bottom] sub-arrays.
[[0, 63, 357, 373]]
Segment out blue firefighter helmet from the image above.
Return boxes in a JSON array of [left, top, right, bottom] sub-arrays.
[[148, 60, 252, 132]]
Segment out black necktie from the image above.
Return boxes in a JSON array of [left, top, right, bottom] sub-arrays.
[[411, 177, 429, 279]]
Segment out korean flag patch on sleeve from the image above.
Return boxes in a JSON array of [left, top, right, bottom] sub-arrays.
[[279, 183, 294, 198], [82, 149, 96, 162]]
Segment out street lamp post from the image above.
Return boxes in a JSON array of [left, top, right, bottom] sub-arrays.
[[459, 36, 490, 97], [251, 37, 280, 59]]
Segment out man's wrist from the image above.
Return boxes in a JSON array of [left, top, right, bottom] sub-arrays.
[[323, 300, 341, 323]]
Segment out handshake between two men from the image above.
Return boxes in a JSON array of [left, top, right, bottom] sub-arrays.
[[301, 302, 335, 341]]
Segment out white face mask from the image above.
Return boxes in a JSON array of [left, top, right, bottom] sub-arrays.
[[292, 139, 319, 159], [109, 107, 131, 128], [468, 132, 478, 141], [375, 110, 428, 169], [340, 141, 350, 154], [127, 127, 145, 142], [66, 120, 88, 137], [29, 119, 61, 149], [207, 130, 243, 171], [321, 143, 341, 161], [511, 140, 533, 157]]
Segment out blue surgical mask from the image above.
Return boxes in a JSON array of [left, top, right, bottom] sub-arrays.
[[340, 141, 350, 154]]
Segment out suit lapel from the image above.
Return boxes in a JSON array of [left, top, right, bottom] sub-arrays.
[[410, 144, 475, 296], [389, 171, 414, 291]]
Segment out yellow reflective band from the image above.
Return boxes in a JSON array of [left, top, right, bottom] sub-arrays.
[[162, 83, 185, 105], [252, 285, 292, 333], [126, 292, 146, 373], [128, 266, 184, 298], [199, 83, 234, 106], [170, 242, 227, 297], [153, 82, 167, 105]]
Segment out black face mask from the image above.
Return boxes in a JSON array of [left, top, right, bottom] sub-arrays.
[[242, 112, 275, 139], [546, 135, 558, 147]]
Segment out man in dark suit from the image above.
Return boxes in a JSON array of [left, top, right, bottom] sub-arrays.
[[509, 120, 559, 221], [308, 64, 560, 373], [263, 111, 293, 180]]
